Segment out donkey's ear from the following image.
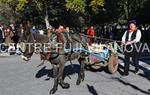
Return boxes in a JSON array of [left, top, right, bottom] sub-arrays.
[[22, 21, 31, 35]]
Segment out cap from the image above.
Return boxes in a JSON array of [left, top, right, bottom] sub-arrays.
[[129, 20, 137, 26]]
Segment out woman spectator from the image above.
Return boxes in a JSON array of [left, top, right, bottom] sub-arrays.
[[4, 27, 14, 45], [4, 26, 15, 53]]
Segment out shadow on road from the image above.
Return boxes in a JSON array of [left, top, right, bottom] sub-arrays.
[[35, 63, 118, 81], [112, 77, 150, 95], [64, 64, 80, 78], [139, 50, 150, 65], [138, 73, 150, 81], [35, 64, 80, 80], [35, 66, 53, 80], [87, 84, 98, 95], [85, 65, 106, 73]]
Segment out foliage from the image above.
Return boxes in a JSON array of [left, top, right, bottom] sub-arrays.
[[65, 0, 86, 13], [65, 0, 105, 14], [16, 0, 28, 12], [0, 3, 14, 25], [0, 0, 150, 26], [89, 0, 105, 14]]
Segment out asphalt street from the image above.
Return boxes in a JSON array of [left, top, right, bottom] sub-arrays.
[[0, 53, 150, 95]]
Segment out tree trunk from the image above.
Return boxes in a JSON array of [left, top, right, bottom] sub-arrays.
[[45, 15, 50, 29], [44, 0, 50, 29], [123, 1, 129, 20]]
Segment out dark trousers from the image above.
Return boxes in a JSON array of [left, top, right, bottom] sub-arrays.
[[124, 47, 139, 75]]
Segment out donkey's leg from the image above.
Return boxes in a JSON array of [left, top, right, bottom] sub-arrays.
[[55, 61, 70, 89], [59, 67, 70, 89], [76, 57, 85, 85], [49, 64, 59, 94]]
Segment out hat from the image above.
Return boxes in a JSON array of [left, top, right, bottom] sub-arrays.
[[129, 20, 137, 26]]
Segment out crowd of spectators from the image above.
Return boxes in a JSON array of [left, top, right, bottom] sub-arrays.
[[0, 21, 150, 55]]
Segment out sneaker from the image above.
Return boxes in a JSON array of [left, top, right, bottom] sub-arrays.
[[121, 74, 129, 78]]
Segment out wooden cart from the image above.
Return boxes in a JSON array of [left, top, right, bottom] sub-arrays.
[[85, 42, 119, 74]]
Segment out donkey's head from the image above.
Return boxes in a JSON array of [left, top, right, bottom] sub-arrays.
[[18, 22, 35, 61]]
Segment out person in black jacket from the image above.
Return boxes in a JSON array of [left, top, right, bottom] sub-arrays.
[[121, 20, 142, 78], [0, 24, 5, 43]]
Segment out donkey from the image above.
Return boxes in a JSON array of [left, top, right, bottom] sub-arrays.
[[18, 24, 88, 94]]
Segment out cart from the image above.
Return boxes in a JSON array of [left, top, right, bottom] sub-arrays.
[[84, 41, 119, 74], [64, 41, 119, 74]]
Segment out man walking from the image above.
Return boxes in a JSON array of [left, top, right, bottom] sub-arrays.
[[121, 20, 142, 77]]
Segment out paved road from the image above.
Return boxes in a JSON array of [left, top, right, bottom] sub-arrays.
[[0, 53, 150, 95]]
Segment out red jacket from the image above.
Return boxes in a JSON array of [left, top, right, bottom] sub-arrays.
[[86, 28, 95, 36]]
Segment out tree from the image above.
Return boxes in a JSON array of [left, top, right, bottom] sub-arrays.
[[117, 0, 147, 23], [89, 0, 105, 14], [1, 0, 148, 27], [0, 3, 15, 25], [0, 0, 106, 27], [136, 0, 150, 24], [65, 0, 86, 13], [0, 0, 28, 24], [65, 0, 105, 14]]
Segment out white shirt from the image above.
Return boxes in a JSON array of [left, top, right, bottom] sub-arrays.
[[39, 30, 44, 35], [122, 29, 141, 43]]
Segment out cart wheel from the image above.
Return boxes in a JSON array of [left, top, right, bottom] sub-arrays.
[[108, 53, 118, 74]]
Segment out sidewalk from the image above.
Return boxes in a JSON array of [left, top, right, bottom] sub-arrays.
[[0, 52, 10, 57]]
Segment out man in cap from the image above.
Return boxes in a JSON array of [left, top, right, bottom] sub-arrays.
[[121, 20, 142, 78]]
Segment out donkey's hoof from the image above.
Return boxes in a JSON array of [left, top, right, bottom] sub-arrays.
[[81, 78, 84, 81], [76, 80, 81, 85], [49, 88, 57, 95], [60, 82, 70, 89]]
